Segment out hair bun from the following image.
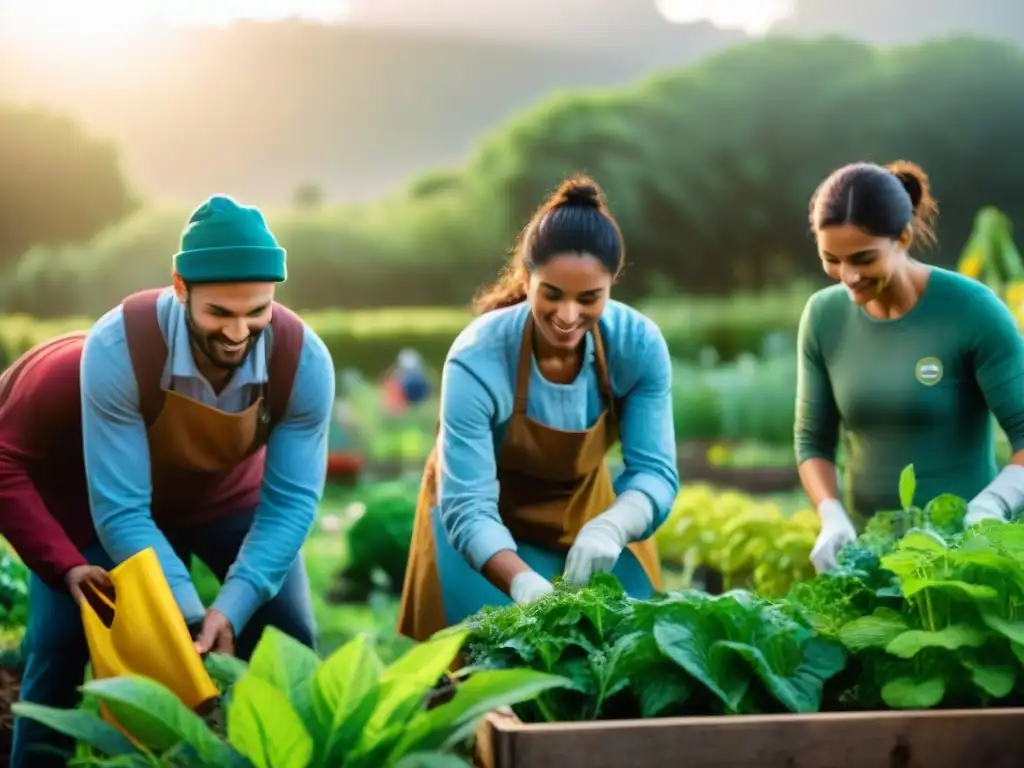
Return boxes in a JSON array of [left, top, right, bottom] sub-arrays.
[[553, 175, 604, 209], [885, 160, 929, 210]]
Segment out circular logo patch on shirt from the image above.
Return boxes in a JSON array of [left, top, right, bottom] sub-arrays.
[[914, 356, 943, 386]]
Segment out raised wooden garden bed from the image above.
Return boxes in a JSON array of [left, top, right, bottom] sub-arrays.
[[475, 706, 1024, 768], [677, 439, 799, 494]]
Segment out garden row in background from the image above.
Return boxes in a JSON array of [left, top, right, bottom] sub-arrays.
[[0, 282, 813, 376], [2, 200, 1021, 380]]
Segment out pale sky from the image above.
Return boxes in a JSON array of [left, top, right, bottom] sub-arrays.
[[1, 0, 795, 54]]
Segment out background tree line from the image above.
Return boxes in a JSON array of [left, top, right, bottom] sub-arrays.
[[3, 35, 1024, 317]]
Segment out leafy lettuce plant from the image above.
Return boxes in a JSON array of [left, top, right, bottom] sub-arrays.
[[462, 573, 846, 722], [13, 626, 567, 767], [655, 484, 819, 597], [792, 465, 1024, 711]]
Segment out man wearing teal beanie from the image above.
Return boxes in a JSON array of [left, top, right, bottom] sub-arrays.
[[8, 195, 337, 767], [84, 193, 333, 650]]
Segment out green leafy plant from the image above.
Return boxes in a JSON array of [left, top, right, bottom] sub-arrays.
[[13, 626, 567, 767], [328, 480, 418, 603], [462, 573, 846, 722], [655, 484, 820, 597], [468, 464, 1024, 721], [0, 546, 28, 630]]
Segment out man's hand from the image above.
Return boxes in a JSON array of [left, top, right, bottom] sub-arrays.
[[193, 608, 236, 656], [64, 564, 113, 605]]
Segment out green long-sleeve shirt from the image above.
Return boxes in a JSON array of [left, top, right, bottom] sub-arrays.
[[795, 266, 1024, 517]]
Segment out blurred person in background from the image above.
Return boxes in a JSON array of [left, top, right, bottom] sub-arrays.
[[0, 195, 334, 767], [397, 174, 679, 641], [795, 160, 1024, 574], [382, 347, 432, 414]]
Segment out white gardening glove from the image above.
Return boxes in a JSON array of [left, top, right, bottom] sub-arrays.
[[965, 465, 1024, 528], [809, 498, 857, 574], [564, 490, 654, 586], [509, 571, 554, 604]]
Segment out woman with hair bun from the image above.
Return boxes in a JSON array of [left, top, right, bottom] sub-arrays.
[[796, 160, 1024, 573], [397, 175, 679, 640]]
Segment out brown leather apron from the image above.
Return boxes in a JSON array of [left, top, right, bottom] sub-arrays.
[[397, 314, 662, 641], [120, 289, 304, 519]]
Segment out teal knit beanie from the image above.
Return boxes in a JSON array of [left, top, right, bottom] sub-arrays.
[[173, 195, 287, 283]]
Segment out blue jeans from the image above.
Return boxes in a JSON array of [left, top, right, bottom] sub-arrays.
[[11, 510, 317, 768]]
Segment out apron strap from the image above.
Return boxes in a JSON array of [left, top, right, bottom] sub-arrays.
[[513, 314, 534, 415], [122, 289, 305, 432], [122, 288, 169, 427], [514, 314, 617, 419], [265, 302, 305, 429], [591, 324, 616, 421]]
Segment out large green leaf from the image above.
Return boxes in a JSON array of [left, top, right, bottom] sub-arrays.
[[899, 578, 999, 602], [10, 702, 140, 757], [347, 629, 469, 764], [881, 676, 945, 709], [653, 609, 749, 711], [392, 668, 569, 757], [837, 610, 909, 653], [315, 632, 385, 762], [898, 464, 916, 510], [227, 672, 314, 768], [84, 676, 231, 763], [962, 659, 1016, 698], [714, 637, 846, 713], [248, 626, 321, 729], [206, 653, 250, 690], [982, 612, 1024, 646], [393, 753, 473, 768], [885, 625, 988, 659]]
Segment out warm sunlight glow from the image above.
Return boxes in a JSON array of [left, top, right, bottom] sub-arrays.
[[0, 0, 353, 58], [654, 0, 795, 35]]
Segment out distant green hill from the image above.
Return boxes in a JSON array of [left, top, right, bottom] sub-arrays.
[[7, 36, 1024, 317]]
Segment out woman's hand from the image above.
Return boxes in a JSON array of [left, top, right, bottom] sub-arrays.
[[564, 490, 653, 585], [809, 499, 856, 573]]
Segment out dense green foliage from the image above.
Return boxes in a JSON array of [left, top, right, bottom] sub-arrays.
[[328, 481, 419, 602], [0, 104, 137, 269], [4, 36, 1024, 316], [0, 285, 812, 375], [12, 626, 565, 766], [464, 467, 1024, 720]]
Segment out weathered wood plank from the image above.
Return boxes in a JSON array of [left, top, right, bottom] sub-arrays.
[[476, 707, 1024, 768]]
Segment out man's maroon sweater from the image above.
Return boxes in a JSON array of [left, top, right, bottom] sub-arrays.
[[0, 333, 93, 588]]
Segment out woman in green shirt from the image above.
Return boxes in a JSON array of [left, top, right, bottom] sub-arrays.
[[795, 160, 1024, 573]]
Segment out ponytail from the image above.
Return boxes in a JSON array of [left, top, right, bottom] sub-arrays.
[[884, 160, 939, 248], [471, 261, 528, 315]]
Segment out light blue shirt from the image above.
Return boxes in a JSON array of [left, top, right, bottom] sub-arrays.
[[80, 288, 335, 633], [437, 300, 679, 572]]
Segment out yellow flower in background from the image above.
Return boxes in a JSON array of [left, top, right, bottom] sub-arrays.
[[1005, 280, 1024, 306], [959, 251, 983, 279], [1006, 280, 1024, 331], [705, 443, 730, 467]]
